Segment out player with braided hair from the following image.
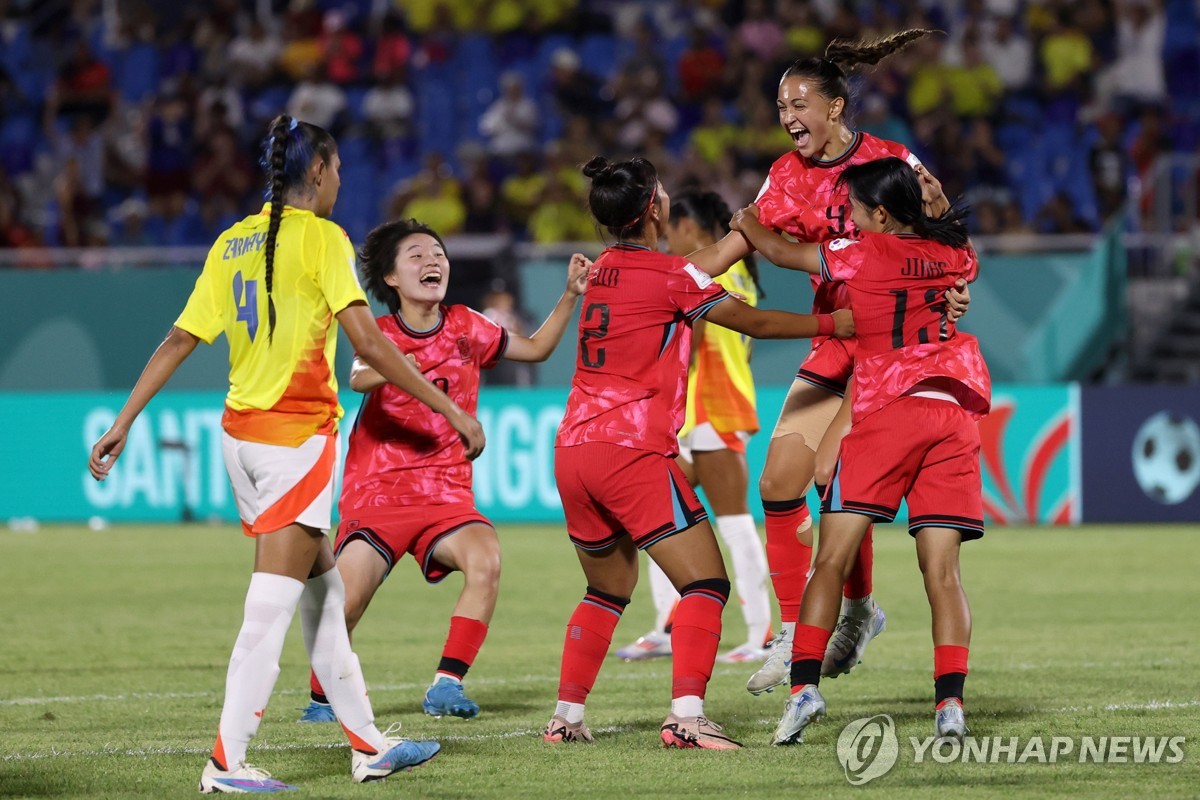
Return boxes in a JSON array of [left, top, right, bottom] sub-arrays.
[[88, 114, 484, 792], [685, 30, 973, 696]]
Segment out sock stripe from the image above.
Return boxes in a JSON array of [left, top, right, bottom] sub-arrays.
[[584, 586, 631, 609], [581, 596, 625, 617], [762, 497, 807, 514]]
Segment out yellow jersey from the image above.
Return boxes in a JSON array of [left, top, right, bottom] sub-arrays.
[[681, 259, 759, 436], [175, 204, 367, 447]]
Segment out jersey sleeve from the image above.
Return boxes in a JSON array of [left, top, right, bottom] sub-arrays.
[[313, 221, 368, 314], [174, 246, 226, 344], [465, 307, 509, 369], [670, 261, 730, 321], [753, 166, 790, 231], [961, 246, 980, 283], [886, 138, 923, 170], [818, 237, 866, 283]]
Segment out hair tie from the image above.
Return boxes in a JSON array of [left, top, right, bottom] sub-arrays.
[[621, 184, 658, 229], [288, 117, 299, 131]]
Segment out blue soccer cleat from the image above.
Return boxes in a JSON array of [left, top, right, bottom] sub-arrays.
[[296, 700, 335, 723], [351, 726, 440, 783], [422, 679, 480, 719]]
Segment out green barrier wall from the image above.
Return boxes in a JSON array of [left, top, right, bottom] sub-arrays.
[[1, 386, 1077, 526]]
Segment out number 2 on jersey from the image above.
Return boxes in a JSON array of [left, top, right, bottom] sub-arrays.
[[580, 302, 610, 368], [889, 288, 949, 349], [233, 271, 259, 342]]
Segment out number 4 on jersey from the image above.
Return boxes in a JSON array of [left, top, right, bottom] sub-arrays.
[[233, 271, 259, 341]]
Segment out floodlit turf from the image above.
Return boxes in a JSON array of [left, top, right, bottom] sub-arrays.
[[1, 523, 1198, 798]]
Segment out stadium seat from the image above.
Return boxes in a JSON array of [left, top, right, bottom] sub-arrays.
[[115, 43, 160, 104], [579, 33, 619, 81]]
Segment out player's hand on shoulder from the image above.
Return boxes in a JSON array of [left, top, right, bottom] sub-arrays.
[[915, 165, 948, 216], [447, 407, 486, 460], [832, 308, 855, 339], [88, 425, 129, 481], [567, 253, 591, 297], [729, 203, 759, 232], [945, 278, 970, 322]]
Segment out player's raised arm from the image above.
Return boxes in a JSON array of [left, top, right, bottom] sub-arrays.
[[705, 299, 853, 340], [729, 203, 822, 274], [338, 301, 485, 459], [503, 253, 590, 363], [685, 228, 754, 278]]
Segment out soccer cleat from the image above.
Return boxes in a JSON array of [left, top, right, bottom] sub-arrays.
[[296, 700, 335, 723], [543, 715, 595, 744], [746, 628, 792, 695], [351, 725, 440, 783], [935, 699, 968, 740], [198, 759, 297, 793], [423, 679, 480, 719], [660, 714, 743, 750], [716, 642, 769, 664], [771, 684, 827, 745], [614, 630, 672, 661], [821, 602, 886, 678]]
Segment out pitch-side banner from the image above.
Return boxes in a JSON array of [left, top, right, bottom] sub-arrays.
[[2, 386, 1079, 525]]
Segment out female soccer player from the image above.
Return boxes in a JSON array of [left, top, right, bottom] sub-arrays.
[[685, 31, 971, 695], [88, 115, 484, 793], [615, 189, 773, 665], [729, 156, 988, 744], [544, 156, 852, 751], [297, 218, 589, 724]]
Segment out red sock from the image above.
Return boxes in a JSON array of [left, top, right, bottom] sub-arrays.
[[843, 525, 874, 599], [308, 670, 326, 703], [670, 579, 729, 699], [763, 498, 813, 623], [436, 616, 489, 680], [557, 588, 629, 703], [934, 644, 969, 706], [789, 623, 832, 692]]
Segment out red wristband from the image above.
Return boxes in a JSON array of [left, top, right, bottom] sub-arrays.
[[816, 314, 835, 337]]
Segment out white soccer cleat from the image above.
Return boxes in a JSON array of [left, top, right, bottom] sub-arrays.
[[614, 630, 672, 661], [771, 684, 826, 746], [746, 628, 792, 695], [198, 759, 297, 793], [351, 724, 440, 783], [716, 642, 769, 664], [935, 699, 967, 740], [821, 601, 886, 678]]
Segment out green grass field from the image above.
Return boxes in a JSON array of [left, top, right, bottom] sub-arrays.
[[2, 523, 1198, 799]]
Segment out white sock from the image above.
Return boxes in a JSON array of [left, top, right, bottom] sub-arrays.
[[217, 572, 303, 768], [433, 672, 462, 685], [845, 594, 874, 616], [300, 567, 385, 753], [715, 514, 771, 647], [671, 695, 704, 718], [647, 559, 679, 633], [780, 621, 797, 640], [555, 700, 585, 724]]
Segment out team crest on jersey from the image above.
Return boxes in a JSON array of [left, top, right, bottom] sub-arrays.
[[457, 337, 473, 362], [828, 237, 859, 251], [684, 263, 714, 288]]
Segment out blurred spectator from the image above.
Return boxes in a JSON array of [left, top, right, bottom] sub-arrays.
[[320, 9, 365, 85], [192, 125, 254, 221], [390, 153, 466, 235], [981, 13, 1033, 91], [287, 67, 348, 132], [109, 197, 156, 247], [1108, 0, 1166, 110], [227, 19, 281, 87], [614, 67, 679, 151], [145, 94, 194, 217], [550, 48, 610, 124], [278, 15, 324, 82], [527, 176, 594, 244], [480, 73, 539, 160], [363, 69, 415, 143], [1037, 191, 1095, 233], [780, 0, 825, 57], [736, 0, 786, 64], [946, 34, 1003, 118], [906, 36, 951, 118], [44, 39, 114, 129], [480, 285, 534, 386], [688, 98, 737, 165], [677, 24, 726, 106], [500, 151, 547, 233], [0, 167, 35, 248], [197, 76, 244, 136], [372, 12, 413, 81], [462, 166, 503, 234], [1040, 10, 1094, 96], [1089, 112, 1131, 219]]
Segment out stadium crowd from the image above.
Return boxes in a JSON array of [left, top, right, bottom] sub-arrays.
[[0, 0, 1197, 252]]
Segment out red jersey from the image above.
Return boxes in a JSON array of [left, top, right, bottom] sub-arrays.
[[340, 305, 508, 510], [755, 132, 919, 340], [556, 243, 730, 457], [818, 232, 990, 423]]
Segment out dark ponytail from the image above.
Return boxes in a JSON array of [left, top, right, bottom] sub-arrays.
[[671, 189, 765, 299], [838, 157, 970, 249], [258, 114, 338, 343], [782, 29, 935, 121], [582, 155, 660, 240]]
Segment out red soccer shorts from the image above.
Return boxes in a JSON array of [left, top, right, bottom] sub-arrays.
[[554, 442, 708, 551], [796, 337, 856, 397], [335, 503, 493, 583], [821, 396, 984, 540]]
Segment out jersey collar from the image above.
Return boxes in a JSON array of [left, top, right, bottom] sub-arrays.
[[394, 308, 445, 338], [612, 241, 652, 251], [809, 131, 863, 169]]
